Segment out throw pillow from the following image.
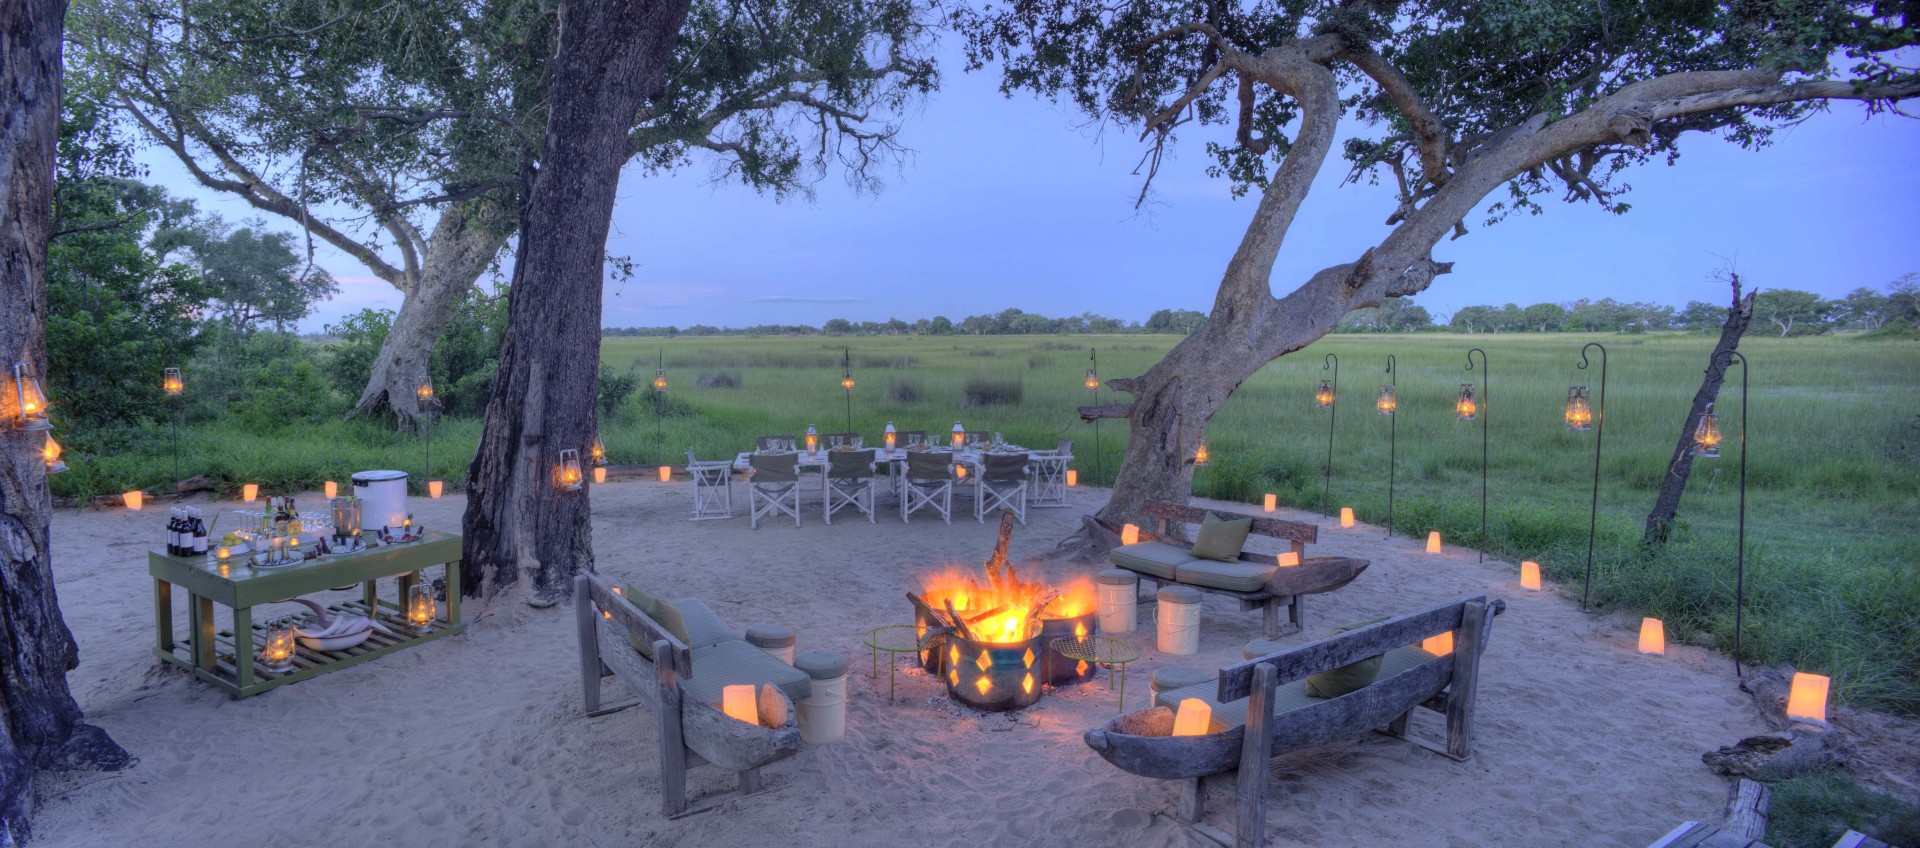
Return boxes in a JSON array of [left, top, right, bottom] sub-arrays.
[[1304, 617, 1391, 698], [1188, 512, 1253, 562]]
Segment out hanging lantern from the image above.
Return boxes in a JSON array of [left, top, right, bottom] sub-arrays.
[[9, 353, 51, 431], [1375, 385, 1396, 415], [1564, 386, 1594, 431], [1786, 672, 1830, 725], [652, 368, 667, 391], [42, 434, 67, 474], [261, 618, 297, 673], [841, 369, 855, 391], [1171, 698, 1212, 736], [558, 449, 584, 491], [1638, 618, 1666, 655], [1692, 405, 1723, 458], [1084, 369, 1099, 391], [1455, 383, 1477, 421], [162, 367, 184, 397], [1192, 440, 1209, 466], [589, 435, 607, 466], [408, 577, 436, 633], [1313, 379, 1334, 409], [416, 378, 434, 403]]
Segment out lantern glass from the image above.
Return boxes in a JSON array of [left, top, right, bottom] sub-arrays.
[[1375, 385, 1396, 415], [163, 367, 184, 397], [951, 422, 965, 448], [408, 579, 436, 632], [1692, 409, 1722, 458], [559, 449, 584, 490], [841, 371, 855, 391], [262, 618, 297, 672], [1313, 379, 1334, 408], [42, 434, 67, 474], [416, 379, 433, 401], [11, 359, 50, 430], [1564, 386, 1593, 431], [1084, 369, 1099, 391], [589, 435, 607, 465], [652, 370, 667, 391], [1455, 384, 1477, 421]]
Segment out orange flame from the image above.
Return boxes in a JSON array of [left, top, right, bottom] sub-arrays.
[[917, 569, 1095, 645]]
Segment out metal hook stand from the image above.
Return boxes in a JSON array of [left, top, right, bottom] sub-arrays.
[[1089, 348, 1102, 486], [1576, 343, 1607, 610], [1321, 353, 1338, 517], [842, 347, 854, 433], [1715, 351, 1750, 676], [1465, 348, 1489, 563], [1384, 354, 1397, 537], [653, 348, 665, 465]]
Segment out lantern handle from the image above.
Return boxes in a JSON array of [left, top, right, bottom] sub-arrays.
[[1383, 353, 1395, 384]]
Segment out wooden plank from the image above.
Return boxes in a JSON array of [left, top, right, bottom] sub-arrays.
[[1219, 597, 1476, 700], [583, 573, 692, 680], [1723, 778, 1770, 840], [575, 574, 604, 714], [1648, 822, 1709, 848], [1234, 663, 1277, 848], [657, 639, 690, 818], [1178, 777, 1204, 823], [154, 578, 174, 654], [1145, 500, 1318, 544], [1445, 599, 1490, 761], [1833, 831, 1887, 848]]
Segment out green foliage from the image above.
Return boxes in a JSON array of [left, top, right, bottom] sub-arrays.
[[1754, 289, 1836, 337], [1767, 769, 1920, 848], [1336, 299, 1433, 332], [962, 376, 1024, 406], [157, 219, 335, 334], [187, 329, 335, 434], [1144, 309, 1207, 334], [321, 309, 393, 399], [598, 368, 640, 418]]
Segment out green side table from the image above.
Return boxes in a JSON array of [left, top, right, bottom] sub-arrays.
[[1050, 635, 1141, 712], [862, 624, 935, 704], [150, 532, 464, 697]]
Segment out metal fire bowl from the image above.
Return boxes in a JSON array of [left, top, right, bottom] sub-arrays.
[[942, 631, 1047, 712], [1039, 612, 1100, 686]]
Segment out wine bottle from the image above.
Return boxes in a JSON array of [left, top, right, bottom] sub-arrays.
[[166, 508, 179, 556], [191, 508, 208, 555]]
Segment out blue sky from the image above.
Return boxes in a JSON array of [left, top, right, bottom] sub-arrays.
[[142, 47, 1920, 333]]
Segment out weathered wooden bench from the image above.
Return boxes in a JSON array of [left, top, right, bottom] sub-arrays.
[[574, 573, 803, 817], [1084, 595, 1504, 848], [1093, 500, 1367, 637]]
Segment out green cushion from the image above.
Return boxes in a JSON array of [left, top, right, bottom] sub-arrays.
[[1189, 513, 1252, 562], [1109, 541, 1194, 580], [1173, 558, 1276, 592], [671, 598, 739, 650], [1304, 617, 1393, 698], [624, 590, 693, 661], [1154, 646, 1438, 732], [685, 639, 812, 706]]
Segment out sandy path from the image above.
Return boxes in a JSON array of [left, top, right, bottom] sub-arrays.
[[31, 480, 1765, 847]]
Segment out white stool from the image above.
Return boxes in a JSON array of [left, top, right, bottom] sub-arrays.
[[795, 651, 847, 745], [1156, 585, 1202, 655], [1095, 568, 1138, 634]]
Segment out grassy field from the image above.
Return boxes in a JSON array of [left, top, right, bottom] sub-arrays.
[[58, 331, 1920, 715]]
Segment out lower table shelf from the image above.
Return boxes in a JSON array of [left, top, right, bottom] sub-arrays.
[[155, 598, 463, 697]]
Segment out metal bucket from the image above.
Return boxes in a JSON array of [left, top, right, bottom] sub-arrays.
[[942, 630, 1046, 712], [1039, 612, 1099, 685]]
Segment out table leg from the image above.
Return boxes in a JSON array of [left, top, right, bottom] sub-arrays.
[[397, 571, 416, 622], [1115, 663, 1125, 712], [445, 560, 463, 626], [233, 606, 254, 690], [154, 579, 174, 655], [193, 594, 216, 671], [888, 652, 897, 704], [363, 577, 379, 617]]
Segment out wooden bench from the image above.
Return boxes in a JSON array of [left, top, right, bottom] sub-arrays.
[[574, 573, 803, 817], [1095, 501, 1367, 637], [1084, 595, 1503, 848]]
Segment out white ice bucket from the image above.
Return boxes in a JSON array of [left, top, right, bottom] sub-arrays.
[[351, 470, 410, 531]]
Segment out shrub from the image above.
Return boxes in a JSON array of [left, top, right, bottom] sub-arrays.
[[598, 367, 639, 417], [694, 371, 742, 389], [964, 376, 1023, 406], [1028, 355, 1053, 370], [889, 380, 923, 403]]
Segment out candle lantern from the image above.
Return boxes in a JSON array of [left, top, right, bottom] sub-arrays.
[[1263, 493, 1276, 512], [805, 425, 819, 454], [428, 480, 444, 498], [215, 546, 232, 563], [1691, 406, 1722, 458], [951, 421, 965, 449], [722, 684, 759, 725], [1520, 561, 1541, 590], [589, 435, 607, 466], [1340, 507, 1355, 529], [1120, 523, 1140, 546], [1637, 618, 1666, 655], [324, 480, 337, 499], [1066, 469, 1078, 487], [1313, 379, 1334, 409], [1192, 440, 1208, 466], [884, 421, 896, 451], [1172, 698, 1212, 736], [1564, 386, 1594, 431], [1375, 385, 1396, 415], [331, 496, 362, 542], [839, 347, 855, 431], [163, 367, 184, 397], [558, 449, 584, 491], [1086, 348, 1106, 486], [42, 434, 67, 474], [1277, 551, 1299, 567], [840, 369, 855, 391], [408, 578, 436, 633], [657, 465, 671, 482], [1455, 383, 1477, 421], [261, 618, 297, 672], [124, 490, 144, 510], [1426, 531, 1441, 554], [243, 483, 259, 503], [1422, 631, 1454, 656], [1786, 672, 1830, 725], [9, 354, 51, 431], [593, 466, 607, 484], [652, 366, 667, 391], [1084, 369, 1099, 391], [415, 378, 433, 403]]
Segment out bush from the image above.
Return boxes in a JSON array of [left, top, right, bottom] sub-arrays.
[[598, 367, 639, 417], [889, 380, 923, 403], [1768, 769, 1920, 848], [1028, 355, 1053, 370], [964, 376, 1023, 406], [694, 371, 742, 389], [322, 308, 393, 398]]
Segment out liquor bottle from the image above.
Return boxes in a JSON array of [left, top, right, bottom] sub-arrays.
[[191, 508, 209, 555], [166, 508, 180, 556], [286, 496, 301, 535], [173, 508, 188, 556]]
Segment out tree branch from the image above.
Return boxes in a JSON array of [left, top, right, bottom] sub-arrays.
[[1341, 45, 1450, 186], [1079, 402, 1136, 422]]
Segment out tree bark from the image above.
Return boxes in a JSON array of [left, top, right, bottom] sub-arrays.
[[348, 198, 511, 431], [1, 0, 132, 837], [461, 0, 691, 606], [1644, 278, 1756, 545]]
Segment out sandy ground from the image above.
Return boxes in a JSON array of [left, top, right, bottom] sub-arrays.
[[30, 479, 1787, 847]]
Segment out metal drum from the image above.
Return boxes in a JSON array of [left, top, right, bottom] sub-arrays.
[[942, 630, 1046, 712]]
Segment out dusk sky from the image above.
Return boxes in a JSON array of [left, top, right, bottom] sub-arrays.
[[141, 45, 1920, 333]]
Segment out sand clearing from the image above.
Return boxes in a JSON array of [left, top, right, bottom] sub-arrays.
[[33, 482, 1776, 847]]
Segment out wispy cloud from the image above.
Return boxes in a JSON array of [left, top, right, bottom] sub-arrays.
[[746, 295, 866, 304]]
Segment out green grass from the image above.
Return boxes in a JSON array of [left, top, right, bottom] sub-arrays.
[[58, 331, 1920, 714], [1766, 769, 1920, 848]]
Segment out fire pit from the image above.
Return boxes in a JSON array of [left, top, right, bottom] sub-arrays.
[[907, 511, 1100, 711]]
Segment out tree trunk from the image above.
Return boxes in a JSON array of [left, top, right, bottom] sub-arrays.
[[349, 198, 512, 431], [460, 0, 691, 606], [1, 0, 132, 837], [1644, 278, 1756, 545]]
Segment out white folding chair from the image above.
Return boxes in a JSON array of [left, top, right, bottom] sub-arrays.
[[901, 452, 953, 524], [748, 453, 801, 529], [824, 449, 877, 524], [1027, 438, 1071, 507], [686, 449, 734, 520], [975, 452, 1030, 524]]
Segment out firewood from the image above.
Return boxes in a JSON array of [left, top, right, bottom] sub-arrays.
[[962, 606, 1007, 625], [1703, 729, 1851, 780], [944, 600, 976, 641], [984, 509, 1016, 587], [906, 592, 953, 628]]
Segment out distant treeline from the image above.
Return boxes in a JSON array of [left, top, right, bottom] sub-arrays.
[[604, 278, 1917, 338]]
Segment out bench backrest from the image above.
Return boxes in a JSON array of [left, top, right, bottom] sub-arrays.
[[1217, 594, 1498, 701], [582, 572, 694, 679], [1143, 500, 1318, 547]]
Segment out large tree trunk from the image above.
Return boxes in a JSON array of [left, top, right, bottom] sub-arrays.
[[349, 198, 512, 431], [461, 0, 691, 606], [1, 0, 132, 837], [1644, 278, 1757, 545]]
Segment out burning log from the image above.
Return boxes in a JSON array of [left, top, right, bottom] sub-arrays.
[[944, 599, 977, 641]]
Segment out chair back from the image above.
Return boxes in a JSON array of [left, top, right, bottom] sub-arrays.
[[897, 430, 928, 447], [963, 431, 992, 447], [824, 433, 860, 449], [685, 449, 699, 467], [829, 449, 876, 479], [749, 452, 800, 483], [906, 451, 952, 481], [1055, 438, 1073, 456], [983, 452, 1029, 482], [756, 435, 795, 452]]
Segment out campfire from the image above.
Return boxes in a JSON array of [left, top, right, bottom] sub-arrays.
[[907, 512, 1099, 711]]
